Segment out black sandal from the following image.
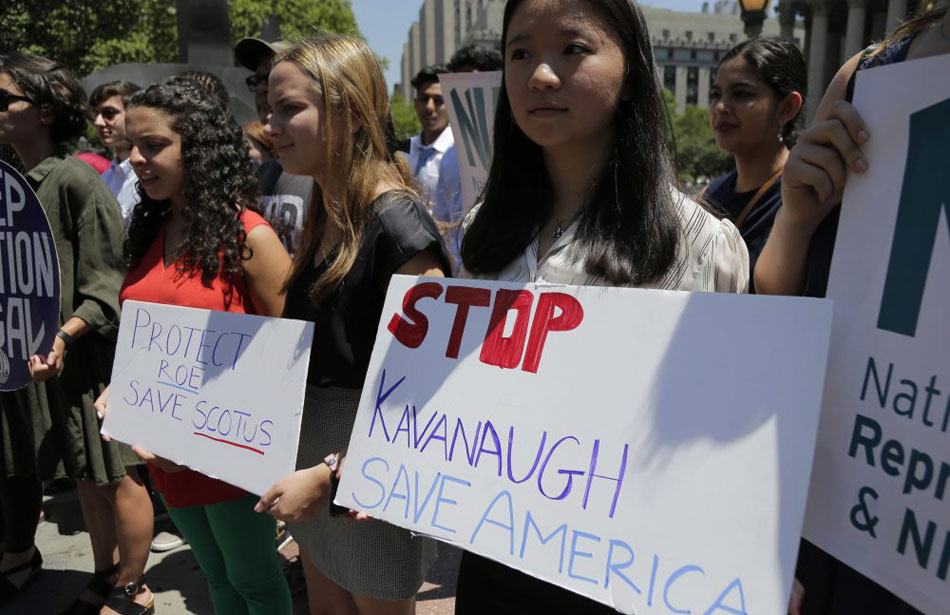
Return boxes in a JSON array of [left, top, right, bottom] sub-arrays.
[[58, 562, 120, 614], [0, 548, 42, 599], [103, 576, 155, 615]]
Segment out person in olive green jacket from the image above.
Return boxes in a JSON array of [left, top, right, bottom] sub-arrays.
[[0, 52, 154, 615]]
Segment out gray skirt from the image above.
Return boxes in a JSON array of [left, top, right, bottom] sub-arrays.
[[288, 385, 436, 600]]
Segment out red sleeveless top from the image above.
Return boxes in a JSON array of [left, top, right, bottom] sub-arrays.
[[119, 209, 269, 507]]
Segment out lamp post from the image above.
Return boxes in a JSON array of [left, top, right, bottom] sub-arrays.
[[738, 0, 772, 37]]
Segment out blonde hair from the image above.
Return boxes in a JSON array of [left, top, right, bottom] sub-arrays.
[[276, 35, 414, 303], [868, 2, 948, 61]]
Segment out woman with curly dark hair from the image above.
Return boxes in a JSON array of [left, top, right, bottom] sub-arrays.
[[0, 51, 155, 615], [97, 76, 293, 615]]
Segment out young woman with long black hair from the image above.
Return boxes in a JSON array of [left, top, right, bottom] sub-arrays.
[[454, 0, 749, 612]]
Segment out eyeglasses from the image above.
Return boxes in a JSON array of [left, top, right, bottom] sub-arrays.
[[97, 106, 121, 121], [245, 73, 269, 92], [0, 89, 34, 112]]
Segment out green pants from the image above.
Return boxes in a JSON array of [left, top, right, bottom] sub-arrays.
[[165, 494, 291, 615]]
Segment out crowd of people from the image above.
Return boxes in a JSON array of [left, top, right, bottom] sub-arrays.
[[0, 0, 947, 614]]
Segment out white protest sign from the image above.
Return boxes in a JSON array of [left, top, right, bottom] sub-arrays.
[[101, 300, 314, 496], [440, 71, 501, 210], [801, 53, 950, 614], [337, 276, 832, 614]]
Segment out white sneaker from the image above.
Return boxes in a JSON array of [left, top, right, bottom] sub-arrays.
[[151, 530, 186, 552]]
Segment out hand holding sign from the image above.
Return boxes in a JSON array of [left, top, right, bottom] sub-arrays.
[[95, 385, 185, 472], [255, 464, 333, 522], [782, 100, 870, 225]]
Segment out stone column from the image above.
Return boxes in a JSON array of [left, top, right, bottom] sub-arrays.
[[698, 66, 711, 108], [886, 0, 908, 35], [675, 65, 688, 112], [844, 0, 868, 59], [806, 0, 830, 121], [778, 1, 797, 41], [871, 10, 887, 40]]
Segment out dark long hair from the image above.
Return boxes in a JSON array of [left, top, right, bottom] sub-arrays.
[[0, 51, 87, 145], [717, 37, 807, 146], [124, 77, 259, 287], [461, 0, 679, 286]]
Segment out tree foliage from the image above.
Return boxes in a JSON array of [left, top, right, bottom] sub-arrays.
[[229, 0, 359, 46], [663, 89, 733, 184], [0, 0, 178, 77], [390, 92, 420, 141], [0, 0, 359, 78]]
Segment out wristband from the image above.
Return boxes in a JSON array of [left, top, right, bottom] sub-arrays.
[[322, 453, 340, 473], [55, 329, 73, 348]]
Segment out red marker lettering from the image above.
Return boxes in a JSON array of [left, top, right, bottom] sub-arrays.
[[387, 282, 444, 349], [522, 292, 584, 373], [480, 289, 534, 369], [445, 286, 491, 359]]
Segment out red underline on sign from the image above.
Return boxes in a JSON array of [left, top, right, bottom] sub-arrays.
[[192, 432, 265, 455]]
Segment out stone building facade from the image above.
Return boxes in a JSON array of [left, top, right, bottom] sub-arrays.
[[778, 0, 920, 118], [398, 0, 922, 117]]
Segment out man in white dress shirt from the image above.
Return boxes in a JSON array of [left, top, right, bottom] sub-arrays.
[[89, 81, 140, 226], [408, 65, 453, 207], [432, 45, 503, 271]]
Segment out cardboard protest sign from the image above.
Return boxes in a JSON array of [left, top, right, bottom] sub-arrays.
[[337, 276, 833, 614], [0, 161, 60, 391], [101, 301, 314, 495], [801, 53, 950, 614], [440, 71, 501, 211]]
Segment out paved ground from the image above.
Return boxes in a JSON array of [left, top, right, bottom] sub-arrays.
[[7, 486, 460, 614]]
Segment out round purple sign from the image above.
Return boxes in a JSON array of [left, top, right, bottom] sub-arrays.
[[0, 160, 61, 391]]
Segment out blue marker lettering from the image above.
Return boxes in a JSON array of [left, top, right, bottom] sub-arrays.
[[507, 426, 546, 484], [352, 457, 388, 509], [604, 539, 640, 594], [519, 510, 567, 573], [470, 490, 515, 556], [431, 474, 470, 534], [664, 565, 704, 614], [537, 436, 582, 501], [475, 420, 502, 476], [383, 463, 411, 519], [703, 578, 748, 615], [567, 530, 600, 585], [583, 440, 629, 518], [412, 471, 442, 524], [130, 308, 151, 349]]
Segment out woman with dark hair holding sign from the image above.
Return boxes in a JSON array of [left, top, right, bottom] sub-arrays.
[[0, 52, 154, 614], [756, 3, 948, 614], [96, 76, 294, 615], [454, 0, 748, 613]]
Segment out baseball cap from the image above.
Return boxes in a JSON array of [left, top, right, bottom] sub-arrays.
[[235, 37, 293, 71]]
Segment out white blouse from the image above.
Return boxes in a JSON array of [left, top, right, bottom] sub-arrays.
[[462, 190, 749, 293]]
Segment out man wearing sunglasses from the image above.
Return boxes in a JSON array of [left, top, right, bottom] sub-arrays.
[[89, 80, 140, 226], [235, 36, 311, 255]]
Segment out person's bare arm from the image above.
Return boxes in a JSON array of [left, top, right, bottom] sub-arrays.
[[755, 53, 868, 296], [241, 224, 293, 316]]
